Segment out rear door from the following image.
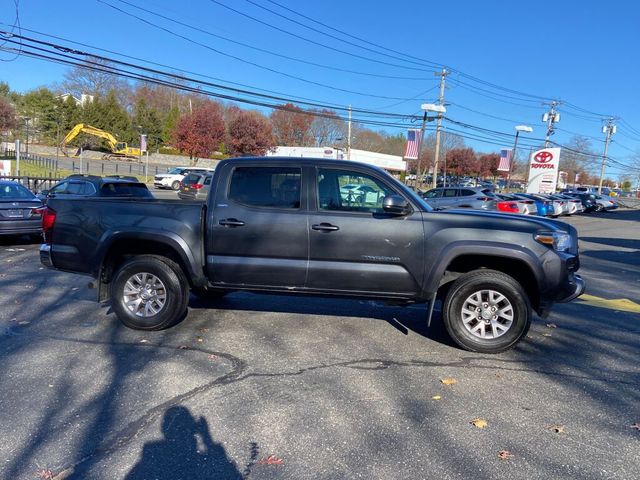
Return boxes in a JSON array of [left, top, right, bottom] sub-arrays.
[[206, 163, 308, 288], [438, 188, 459, 209], [306, 166, 425, 296]]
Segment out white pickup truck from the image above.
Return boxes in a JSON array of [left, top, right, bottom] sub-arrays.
[[153, 166, 215, 190]]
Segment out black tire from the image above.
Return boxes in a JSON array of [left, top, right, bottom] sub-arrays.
[[171, 180, 181, 190], [594, 203, 604, 212], [442, 269, 531, 354], [111, 255, 189, 330]]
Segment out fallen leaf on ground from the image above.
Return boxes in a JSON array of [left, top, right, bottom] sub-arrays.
[[440, 378, 457, 386], [258, 455, 284, 466], [498, 450, 514, 460], [208, 354, 218, 360], [547, 424, 565, 433], [471, 418, 488, 429], [546, 323, 557, 328], [630, 423, 640, 431], [18, 320, 29, 325], [495, 373, 503, 379], [199, 328, 209, 333], [542, 333, 552, 337], [71, 287, 79, 291], [432, 395, 441, 400], [35, 469, 55, 480], [139, 339, 149, 343], [196, 336, 204, 343]]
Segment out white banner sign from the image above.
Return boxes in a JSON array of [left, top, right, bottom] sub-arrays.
[[0, 160, 10, 176], [526, 148, 561, 194]]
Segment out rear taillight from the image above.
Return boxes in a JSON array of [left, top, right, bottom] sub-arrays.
[[41, 207, 56, 243], [497, 201, 519, 213], [193, 184, 204, 190]]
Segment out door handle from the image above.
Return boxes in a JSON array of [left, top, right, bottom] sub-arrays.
[[219, 218, 245, 227], [312, 223, 339, 232]]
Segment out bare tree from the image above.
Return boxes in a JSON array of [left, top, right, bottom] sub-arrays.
[[560, 135, 593, 187], [308, 109, 346, 147], [61, 57, 131, 104]]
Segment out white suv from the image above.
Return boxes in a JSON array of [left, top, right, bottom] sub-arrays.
[[153, 167, 214, 190]]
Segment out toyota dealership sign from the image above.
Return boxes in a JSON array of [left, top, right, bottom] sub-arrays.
[[526, 148, 561, 193]]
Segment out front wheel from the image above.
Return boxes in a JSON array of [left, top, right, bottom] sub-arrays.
[[111, 255, 189, 330], [442, 270, 531, 354], [171, 180, 181, 190]]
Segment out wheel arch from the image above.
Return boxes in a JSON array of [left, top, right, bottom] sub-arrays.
[[425, 242, 543, 314]]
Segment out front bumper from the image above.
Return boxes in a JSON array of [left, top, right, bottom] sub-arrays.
[[556, 273, 585, 303]]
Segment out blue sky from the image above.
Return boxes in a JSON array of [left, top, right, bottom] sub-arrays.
[[1, 0, 639, 178]]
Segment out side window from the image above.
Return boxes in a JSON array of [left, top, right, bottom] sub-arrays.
[[460, 189, 475, 197], [318, 168, 396, 213], [204, 176, 212, 185], [443, 188, 458, 198], [50, 181, 69, 194], [66, 181, 88, 195], [228, 167, 301, 209], [423, 189, 441, 199]]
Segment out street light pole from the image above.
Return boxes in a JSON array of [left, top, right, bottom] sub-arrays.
[[507, 125, 533, 191], [24, 117, 31, 157], [432, 69, 449, 188], [415, 111, 428, 189]]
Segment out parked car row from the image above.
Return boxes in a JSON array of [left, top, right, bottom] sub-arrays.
[[419, 186, 618, 217]]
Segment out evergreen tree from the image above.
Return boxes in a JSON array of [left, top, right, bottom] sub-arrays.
[[132, 97, 162, 149], [162, 106, 180, 146]]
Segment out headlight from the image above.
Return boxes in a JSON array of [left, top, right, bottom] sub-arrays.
[[534, 231, 572, 252]]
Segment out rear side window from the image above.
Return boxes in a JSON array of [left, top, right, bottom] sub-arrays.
[[100, 183, 153, 197], [66, 181, 95, 195], [460, 189, 475, 197], [0, 183, 36, 199], [443, 188, 458, 198], [229, 167, 301, 209]]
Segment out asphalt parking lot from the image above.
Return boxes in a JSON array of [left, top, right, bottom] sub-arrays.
[[0, 208, 639, 480]]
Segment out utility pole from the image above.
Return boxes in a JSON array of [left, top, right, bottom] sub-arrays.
[[598, 118, 616, 194], [543, 101, 560, 147], [432, 69, 449, 188], [347, 105, 352, 160]]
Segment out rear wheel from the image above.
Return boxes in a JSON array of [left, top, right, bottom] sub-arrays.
[[111, 255, 189, 330], [442, 269, 531, 354]]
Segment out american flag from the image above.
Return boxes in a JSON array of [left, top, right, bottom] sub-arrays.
[[404, 129, 420, 159], [497, 148, 513, 172]]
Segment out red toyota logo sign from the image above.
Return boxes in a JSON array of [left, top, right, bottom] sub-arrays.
[[534, 151, 554, 163]]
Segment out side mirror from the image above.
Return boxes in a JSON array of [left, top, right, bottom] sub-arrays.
[[39, 189, 49, 196], [382, 195, 411, 216]]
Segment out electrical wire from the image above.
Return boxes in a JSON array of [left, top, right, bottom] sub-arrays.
[[96, 0, 427, 101], [110, 0, 434, 81]]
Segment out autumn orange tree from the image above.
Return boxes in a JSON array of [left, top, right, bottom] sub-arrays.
[[173, 102, 225, 164], [227, 108, 275, 156]]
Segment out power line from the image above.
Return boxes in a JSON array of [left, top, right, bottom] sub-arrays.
[[205, 0, 439, 73], [96, 0, 427, 101], [110, 0, 434, 81]]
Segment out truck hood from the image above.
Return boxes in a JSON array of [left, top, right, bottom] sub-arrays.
[[429, 208, 573, 235]]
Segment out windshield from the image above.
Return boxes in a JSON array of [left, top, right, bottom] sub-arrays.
[[100, 183, 153, 197], [0, 183, 37, 200], [167, 168, 186, 175]]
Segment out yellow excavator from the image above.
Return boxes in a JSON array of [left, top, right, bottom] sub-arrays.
[[61, 123, 141, 160]]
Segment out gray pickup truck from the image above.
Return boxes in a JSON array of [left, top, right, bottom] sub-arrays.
[[40, 157, 584, 353]]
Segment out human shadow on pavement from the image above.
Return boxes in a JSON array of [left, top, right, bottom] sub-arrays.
[[126, 406, 242, 480]]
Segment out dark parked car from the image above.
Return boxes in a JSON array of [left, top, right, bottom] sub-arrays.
[[38, 174, 153, 203], [40, 157, 585, 354], [177, 172, 214, 201], [565, 192, 598, 212], [421, 187, 497, 210], [0, 180, 43, 237]]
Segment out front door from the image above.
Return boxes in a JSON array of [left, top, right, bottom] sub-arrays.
[[206, 163, 308, 288], [306, 166, 425, 296]]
